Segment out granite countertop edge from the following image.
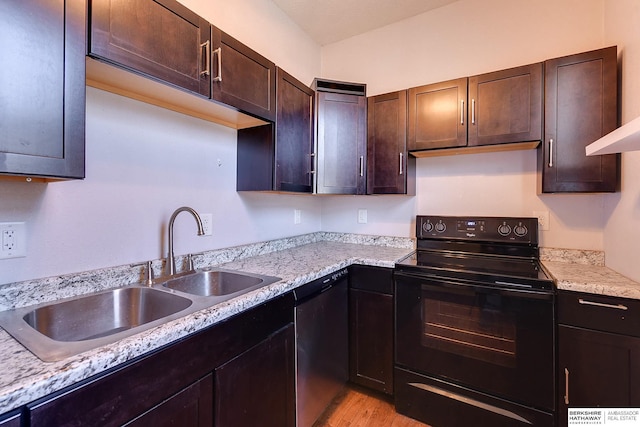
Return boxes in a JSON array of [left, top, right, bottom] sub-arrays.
[[0, 235, 413, 415]]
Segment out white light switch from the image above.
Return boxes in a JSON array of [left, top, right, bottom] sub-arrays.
[[358, 209, 368, 224]]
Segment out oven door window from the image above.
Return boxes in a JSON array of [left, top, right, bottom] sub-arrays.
[[395, 273, 554, 411], [423, 291, 517, 368]]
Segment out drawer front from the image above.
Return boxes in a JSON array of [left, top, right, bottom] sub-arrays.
[[558, 290, 640, 337]]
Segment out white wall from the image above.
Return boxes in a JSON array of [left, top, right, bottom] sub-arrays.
[[602, 0, 640, 282], [0, 0, 323, 285], [320, 0, 608, 251]]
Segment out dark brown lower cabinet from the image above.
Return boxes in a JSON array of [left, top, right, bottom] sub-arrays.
[[23, 293, 294, 427], [349, 265, 394, 395], [557, 291, 640, 427], [0, 411, 20, 427], [215, 325, 295, 427]]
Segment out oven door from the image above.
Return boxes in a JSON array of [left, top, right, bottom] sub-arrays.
[[395, 271, 555, 412]]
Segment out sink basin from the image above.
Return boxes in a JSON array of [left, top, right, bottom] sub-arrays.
[[161, 268, 280, 297], [23, 287, 192, 342]]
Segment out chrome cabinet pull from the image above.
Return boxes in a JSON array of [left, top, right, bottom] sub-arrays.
[[564, 368, 570, 405], [200, 41, 210, 76], [359, 156, 364, 177], [578, 298, 628, 311], [399, 153, 404, 175], [471, 98, 476, 124], [548, 139, 554, 167], [460, 100, 465, 125], [212, 47, 222, 82]]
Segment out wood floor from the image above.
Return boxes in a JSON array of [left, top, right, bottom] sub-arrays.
[[314, 385, 429, 427]]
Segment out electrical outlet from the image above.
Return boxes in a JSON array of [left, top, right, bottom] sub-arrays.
[[358, 209, 368, 224], [294, 209, 301, 224], [201, 213, 213, 236], [533, 211, 550, 231], [0, 222, 26, 259]]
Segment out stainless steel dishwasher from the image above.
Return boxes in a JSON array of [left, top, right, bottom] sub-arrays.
[[293, 268, 349, 427]]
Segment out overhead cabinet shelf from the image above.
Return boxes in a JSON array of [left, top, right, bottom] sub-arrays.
[[87, 0, 275, 129]]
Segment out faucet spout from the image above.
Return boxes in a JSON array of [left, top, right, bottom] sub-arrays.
[[166, 206, 205, 276]]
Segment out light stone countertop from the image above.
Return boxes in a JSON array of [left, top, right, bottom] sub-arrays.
[[0, 236, 413, 415]]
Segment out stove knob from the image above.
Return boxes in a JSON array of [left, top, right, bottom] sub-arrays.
[[422, 221, 434, 233], [498, 223, 511, 236], [435, 221, 446, 233], [514, 224, 528, 237]]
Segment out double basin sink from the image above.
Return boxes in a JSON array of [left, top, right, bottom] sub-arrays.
[[0, 268, 281, 362]]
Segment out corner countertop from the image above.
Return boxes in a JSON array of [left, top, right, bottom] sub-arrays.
[[0, 238, 413, 415], [541, 248, 640, 300]]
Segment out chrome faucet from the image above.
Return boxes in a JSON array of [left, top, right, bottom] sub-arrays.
[[166, 206, 205, 276]]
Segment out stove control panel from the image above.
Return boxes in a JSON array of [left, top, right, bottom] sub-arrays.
[[417, 215, 538, 244]]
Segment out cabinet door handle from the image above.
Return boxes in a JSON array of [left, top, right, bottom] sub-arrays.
[[200, 41, 210, 76], [578, 298, 628, 311], [548, 139, 554, 167], [564, 368, 570, 405], [359, 156, 364, 177], [460, 100, 465, 125], [212, 47, 222, 82], [471, 98, 476, 125], [399, 153, 404, 175]]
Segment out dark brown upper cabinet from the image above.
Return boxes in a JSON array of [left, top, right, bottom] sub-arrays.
[[0, 0, 85, 180], [89, 0, 276, 123], [539, 46, 619, 193], [468, 63, 542, 147], [90, 0, 211, 98], [211, 27, 276, 122], [314, 79, 367, 195], [237, 68, 314, 192], [367, 91, 415, 195], [408, 78, 468, 151]]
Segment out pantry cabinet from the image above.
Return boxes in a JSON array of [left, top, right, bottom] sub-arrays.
[[557, 290, 640, 427], [349, 265, 394, 395], [367, 91, 415, 195], [314, 79, 367, 195], [0, 0, 85, 179], [539, 46, 618, 193]]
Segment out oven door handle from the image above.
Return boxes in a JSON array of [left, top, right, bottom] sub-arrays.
[[395, 271, 554, 300]]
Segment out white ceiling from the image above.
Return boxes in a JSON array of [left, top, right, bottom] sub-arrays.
[[270, 0, 461, 45]]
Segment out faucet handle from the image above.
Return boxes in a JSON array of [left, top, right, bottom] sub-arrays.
[[132, 261, 154, 286], [186, 254, 195, 272]]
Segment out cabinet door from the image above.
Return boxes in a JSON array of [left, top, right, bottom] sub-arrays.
[[275, 68, 315, 192], [468, 63, 542, 147], [316, 92, 367, 194], [124, 374, 213, 427], [215, 324, 295, 427], [558, 325, 640, 427], [211, 27, 276, 122], [541, 46, 618, 193], [408, 78, 467, 151], [0, 0, 85, 179], [349, 289, 394, 394], [90, 0, 211, 97], [367, 91, 414, 195], [0, 410, 21, 427]]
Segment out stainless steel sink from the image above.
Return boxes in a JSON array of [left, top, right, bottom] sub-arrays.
[[23, 287, 192, 342], [160, 268, 279, 297], [0, 268, 281, 362]]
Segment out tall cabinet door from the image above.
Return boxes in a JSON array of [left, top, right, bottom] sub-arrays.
[[408, 78, 467, 151], [367, 91, 414, 195], [0, 0, 85, 179], [468, 63, 542, 147], [90, 0, 211, 97], [211, 27, 276, 122], [275, 68, 315, 193], [316, 92, 367, 195], [540, 46, 618, 193]]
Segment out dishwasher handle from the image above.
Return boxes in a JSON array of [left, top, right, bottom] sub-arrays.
[[293, 268, 349, 303]]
